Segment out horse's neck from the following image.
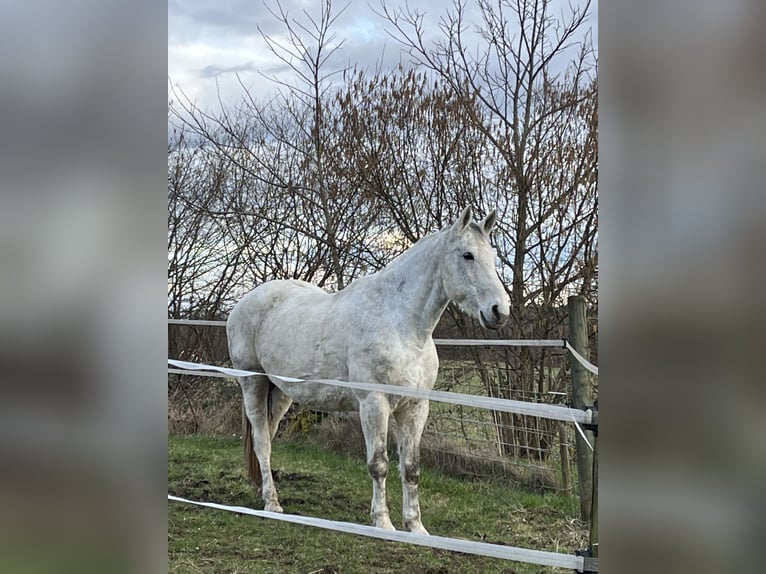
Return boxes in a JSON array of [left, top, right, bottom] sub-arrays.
[[375, 232, 449, 341]]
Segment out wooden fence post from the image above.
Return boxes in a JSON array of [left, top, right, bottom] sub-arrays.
[[568, 295, 594, 522]]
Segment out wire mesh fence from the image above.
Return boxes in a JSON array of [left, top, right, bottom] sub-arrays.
[[423, 359, 580, 493]]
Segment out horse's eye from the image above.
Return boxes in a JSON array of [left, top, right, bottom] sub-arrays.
[[462, 252, 474, 260]]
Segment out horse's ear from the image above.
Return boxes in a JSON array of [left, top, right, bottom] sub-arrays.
[[452, 207, 472, 234], [481, 210, 497, 235]]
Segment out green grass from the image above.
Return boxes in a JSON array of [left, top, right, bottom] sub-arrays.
[[169, 435, 587, 573]]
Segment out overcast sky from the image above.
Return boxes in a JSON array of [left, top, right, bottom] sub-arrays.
[[169, 0, 597, 112]]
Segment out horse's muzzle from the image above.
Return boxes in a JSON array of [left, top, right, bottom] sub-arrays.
[[481, 304, 509, 330]]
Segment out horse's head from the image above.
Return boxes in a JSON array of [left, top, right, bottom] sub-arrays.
[[440, 207, 510, 330]]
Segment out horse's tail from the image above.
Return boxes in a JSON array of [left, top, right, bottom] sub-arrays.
[[242, 403, 262, 486]]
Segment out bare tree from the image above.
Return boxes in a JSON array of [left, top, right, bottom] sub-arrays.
[[333, 66, 490, 241], [377, 0, 598, 457], [169, 0, 390, 292], [167, 0, 597, 465], [259, 0, 354, 289], [168, 129, 251, 319]]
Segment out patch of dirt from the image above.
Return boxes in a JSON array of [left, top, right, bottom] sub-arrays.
[[174, 478, 212, 499], [280, 497, 308, 506], [272, 470, 316, 484]]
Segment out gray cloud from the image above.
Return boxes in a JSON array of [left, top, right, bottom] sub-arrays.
[[199, 61, 257, 78], [169, 0, 264, 38], [170, 0, 597, 110]]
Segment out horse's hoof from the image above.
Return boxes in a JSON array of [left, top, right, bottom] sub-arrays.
[[373, 518, 396, 530], [264, 503, 284, 513], [406, 522, 429, 535]]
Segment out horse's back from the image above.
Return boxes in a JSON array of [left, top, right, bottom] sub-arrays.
[[227, 279, 332, 370], [231, 279, 326, 317]]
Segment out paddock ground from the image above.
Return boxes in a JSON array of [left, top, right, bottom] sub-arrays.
[[168, 435, 587, 573]]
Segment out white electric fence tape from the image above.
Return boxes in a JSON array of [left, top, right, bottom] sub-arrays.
[[167, 319, 226, 326], [563, 340, 599, 375], [571, 409, 594, 452], [167, 359, 593, 425], [435, 338, 566, 346], [168, 494, 585, 571]]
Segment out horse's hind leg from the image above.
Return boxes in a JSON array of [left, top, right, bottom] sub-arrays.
[[239, 375, 283, 513], [359, 394, 395, 530], [267, 385, 292, 440], [394, 399, 430, 535]]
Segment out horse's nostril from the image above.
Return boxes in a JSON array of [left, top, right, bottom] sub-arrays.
[[492, 304, 500, 319]]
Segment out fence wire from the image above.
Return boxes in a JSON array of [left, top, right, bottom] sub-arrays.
[[422, 360, 581, 492]]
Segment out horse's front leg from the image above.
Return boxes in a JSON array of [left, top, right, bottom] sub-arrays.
[[359, 394, 395, 530], [394, 398, 430, 535]]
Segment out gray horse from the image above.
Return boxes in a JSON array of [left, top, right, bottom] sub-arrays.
[[227, 208, 509, 534]]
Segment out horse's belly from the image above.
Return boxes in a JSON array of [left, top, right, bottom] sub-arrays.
[[269, 378, 359, 412]]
